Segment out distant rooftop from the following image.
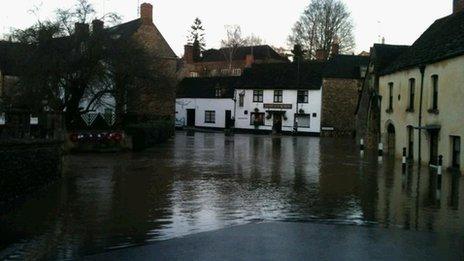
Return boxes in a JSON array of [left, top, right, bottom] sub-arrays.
[[200, 45, 288, 63]]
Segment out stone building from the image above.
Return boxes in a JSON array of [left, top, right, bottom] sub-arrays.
[[182, 45, 288, 78], [379, 1, 464, 172], [355, 44, 409, 148], [321, 54, 369, 137], [107, 3, 178, 122]]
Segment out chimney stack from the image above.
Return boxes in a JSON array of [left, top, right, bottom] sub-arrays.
[[315, 49, 328, 61], [245, 54, 255, 68], [74, 23, 89, 38], [92, 19, 104, 34], [184, 45, 194, 64], [140, 3, 153, 25], [330, 36, 340, 58], [454, 0, 464, 13]]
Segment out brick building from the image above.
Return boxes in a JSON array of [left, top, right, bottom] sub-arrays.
[[321, 54, 369, 137], [182, 45, 288, 78]]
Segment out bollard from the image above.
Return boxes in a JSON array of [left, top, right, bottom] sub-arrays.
[[402, 147, 407, 173], [378, 143, 383, 162], [437, 155, 443, 176], [360, 139, 365, 151], [436, 155, 443, 200]]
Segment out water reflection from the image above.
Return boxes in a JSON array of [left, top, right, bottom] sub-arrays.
[[0, 132, 463, 259]]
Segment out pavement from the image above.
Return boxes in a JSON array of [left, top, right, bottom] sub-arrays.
[[84, 222, 463, 261]]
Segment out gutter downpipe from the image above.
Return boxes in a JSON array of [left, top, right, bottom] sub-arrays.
[[418, 65, 426, 168]]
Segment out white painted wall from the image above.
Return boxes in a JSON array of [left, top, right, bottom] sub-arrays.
[[176, 98, 235, 129], [234, 89, 322, 134]]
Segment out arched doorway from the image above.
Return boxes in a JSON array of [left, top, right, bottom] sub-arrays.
[[387, 123, 396, 156]]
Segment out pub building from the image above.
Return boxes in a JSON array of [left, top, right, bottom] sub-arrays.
[[234, 61, 325, 135]]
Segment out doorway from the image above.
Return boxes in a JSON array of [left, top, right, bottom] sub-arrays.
[[187, 109, 196, 127], [429, 130, 439, 166], [387, 123, 396, 156], [273, 113, 283, 134], [225, 110, 232, 129]]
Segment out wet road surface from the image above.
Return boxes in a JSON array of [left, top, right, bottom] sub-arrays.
[[1, 132, 463, 259]]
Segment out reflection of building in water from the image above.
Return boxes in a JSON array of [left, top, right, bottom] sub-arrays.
[[376, 158, 464, 234]]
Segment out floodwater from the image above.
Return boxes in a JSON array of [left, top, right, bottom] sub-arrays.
[[1, 132, 463, 260]]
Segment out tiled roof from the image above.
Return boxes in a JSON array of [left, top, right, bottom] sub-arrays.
[[177, 77, 239, 99], [382, 11, 464, 74], [200, 45, 288, 63], [237, 61, 326, 90], [323, 55, 369, 79]]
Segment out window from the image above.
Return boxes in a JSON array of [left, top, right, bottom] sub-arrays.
[[190, 72, 199, 78], [239, 93, 244, 107], [215, 88, 223, 98], [431, 75, 439, 110], [250, 112, 265, 126], [204, 111, 216, 123], [297, 90, 309, 103], [253, 90, 263, 102], [274, 90, 283, 103], [0, 113, 5, 125], [297, 114, 310, 128], [232, 68, 242, 76], [387, 82, 394, 112], [408, 78, 415, 111], [452, 136, 461, 168]]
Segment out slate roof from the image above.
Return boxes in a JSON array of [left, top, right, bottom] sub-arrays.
[[177, 77, 239, 99], [323, 55, 369, 79], [371, 44, 409, 73], [382, 11, 464, 74], [200, 45, 288, 63], [237, 61, 326, 90]]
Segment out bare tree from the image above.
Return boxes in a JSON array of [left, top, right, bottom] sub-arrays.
[[221, 25, 267, 70], [288, 0, 355, 60]]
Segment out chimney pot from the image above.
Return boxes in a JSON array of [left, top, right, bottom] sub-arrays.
[[454, 0, 464, 13], [140, 3, 153, 24]]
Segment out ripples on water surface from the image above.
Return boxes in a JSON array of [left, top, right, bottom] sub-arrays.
[[1, 132, 463, 259]]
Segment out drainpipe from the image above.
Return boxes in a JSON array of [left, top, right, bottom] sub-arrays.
[[418, 65, 426, 167]]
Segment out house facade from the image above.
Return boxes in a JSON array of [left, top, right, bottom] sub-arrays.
[[379, 2, 464, 172], [321, 54, 369, 137], [176, 77, 237, 130], [234, 62, 325, 135]]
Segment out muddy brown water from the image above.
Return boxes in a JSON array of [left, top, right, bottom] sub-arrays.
[[1, 132, 463, 260]]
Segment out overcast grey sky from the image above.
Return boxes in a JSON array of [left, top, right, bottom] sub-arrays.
[[0, 0, 452, 56]]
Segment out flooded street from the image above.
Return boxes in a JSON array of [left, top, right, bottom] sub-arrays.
[[1, 132, 464, 260]]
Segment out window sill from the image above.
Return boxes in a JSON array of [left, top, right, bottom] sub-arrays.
[[385, 108, 393, 114], [428, 109, 439, 115]]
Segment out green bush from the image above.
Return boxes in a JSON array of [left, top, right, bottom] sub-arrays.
[[125, 120, 174, 151]]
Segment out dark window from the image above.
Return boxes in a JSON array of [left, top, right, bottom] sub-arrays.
[[297, 90, 309, 103], [388, 82, 394, 111], [408, 78, 415, 110], [452, 136, 461, 168], [250, 112, 265, 126], [215, 88, 222, 98], [431, 75, 439, 110], [274, 90, 283, 103], [253, 90, 263, 102], [239, 93, 244, 107], [204, 111, 215, 123]]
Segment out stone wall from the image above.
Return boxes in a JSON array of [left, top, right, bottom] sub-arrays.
[[321, 78, 362, 137], [0, 140, 62, 205]]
